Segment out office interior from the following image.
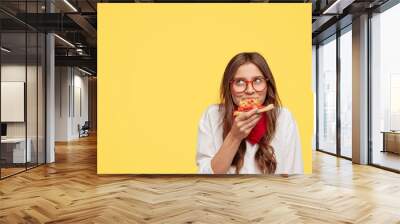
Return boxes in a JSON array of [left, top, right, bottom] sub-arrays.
[[0, 0, 97, 179], [0, 0, 399, 222], [313, 0, 400, 172], [0, 0, 399, 177]]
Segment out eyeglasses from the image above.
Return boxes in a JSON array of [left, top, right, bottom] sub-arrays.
[[230, 77, 268, 93]]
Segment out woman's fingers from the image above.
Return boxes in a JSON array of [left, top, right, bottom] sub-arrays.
[[236, 113, 260, 128], [232, 108, 262, 140], [241, 115, 261, 132], [235, 108, 259, 121]]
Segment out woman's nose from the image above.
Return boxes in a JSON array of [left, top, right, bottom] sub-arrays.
[[244, 83, 256, 94]]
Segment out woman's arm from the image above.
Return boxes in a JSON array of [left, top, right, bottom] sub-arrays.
[[210, 131, 242, 174], [196, 106, 261, 174]]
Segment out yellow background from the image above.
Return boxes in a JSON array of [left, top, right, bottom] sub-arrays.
[[98, 3, 313, 174]]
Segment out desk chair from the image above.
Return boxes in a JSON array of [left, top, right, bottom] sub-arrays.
[[78, 121, 90, 138]]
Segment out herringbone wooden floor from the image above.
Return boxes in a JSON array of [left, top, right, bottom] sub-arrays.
[[1, 134, 400, 224]]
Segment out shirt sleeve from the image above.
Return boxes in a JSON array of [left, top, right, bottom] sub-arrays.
[[196, 107, 217, 174], [282, 110, 304, 174]]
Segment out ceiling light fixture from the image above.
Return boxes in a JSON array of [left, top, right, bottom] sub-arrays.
[[54, 34, 75, 48], [322, 0, 355, 15], [78, 67, 93, 76], [1, 47, 11, 53], [63, 0, 78, 12]]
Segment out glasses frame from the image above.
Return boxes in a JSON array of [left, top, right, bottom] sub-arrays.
[[229, 77, 268, 93]]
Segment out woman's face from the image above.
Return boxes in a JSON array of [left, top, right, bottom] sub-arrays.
[[230, 62, 268, 107]]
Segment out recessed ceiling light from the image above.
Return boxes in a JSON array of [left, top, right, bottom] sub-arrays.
[[1, 47, 11, 53]]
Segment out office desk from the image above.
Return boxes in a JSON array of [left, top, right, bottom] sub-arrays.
[[381, 131, 400, 154], [1, 138, 31, 163]]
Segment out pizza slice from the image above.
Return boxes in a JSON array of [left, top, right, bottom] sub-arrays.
[[234, 98, 274, 116]]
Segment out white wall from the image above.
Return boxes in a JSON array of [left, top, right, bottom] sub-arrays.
[[72, 72, 89, 138], [55, 67, 89, 141], [55, 67, 70, 141]]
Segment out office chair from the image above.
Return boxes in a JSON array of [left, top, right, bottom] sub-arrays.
[[79, 121, 90, 138]]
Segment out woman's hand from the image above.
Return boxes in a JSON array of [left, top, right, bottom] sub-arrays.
[[210, 108, 260, 174], [229, 108, 261, 141]]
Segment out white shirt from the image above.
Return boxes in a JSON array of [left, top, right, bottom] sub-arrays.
[[196, 104, 304, 174]]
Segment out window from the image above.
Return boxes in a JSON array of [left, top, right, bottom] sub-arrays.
[[339, 27, 352, 158], [370, 2, 400, 171], [318, 35, 337, 154]]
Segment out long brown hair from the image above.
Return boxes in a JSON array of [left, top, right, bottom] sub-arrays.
[[219, 52, 282, 174]]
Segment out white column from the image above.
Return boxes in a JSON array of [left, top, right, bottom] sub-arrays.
[[46, 33, 55, 163], [352, 14, 369, 164], [45, 1, 55, 163]]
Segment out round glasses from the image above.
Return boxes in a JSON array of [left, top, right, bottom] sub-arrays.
[[230, 77, 268, 93]]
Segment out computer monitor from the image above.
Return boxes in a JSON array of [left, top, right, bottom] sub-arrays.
[[1, 123, 7, 137]]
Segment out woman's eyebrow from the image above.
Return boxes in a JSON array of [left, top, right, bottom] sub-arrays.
[[234, 75, 264, 79]]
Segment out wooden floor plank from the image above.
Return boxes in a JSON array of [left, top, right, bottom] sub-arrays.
[[0, 134, 399, 223]]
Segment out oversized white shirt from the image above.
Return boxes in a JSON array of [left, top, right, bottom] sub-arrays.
[[196, 104, 304, 174]]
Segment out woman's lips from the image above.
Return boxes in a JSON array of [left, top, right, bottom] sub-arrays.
[[242, 97, 258, 100]]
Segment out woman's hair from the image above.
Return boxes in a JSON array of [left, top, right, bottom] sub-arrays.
[[219, 52, 282, 174]]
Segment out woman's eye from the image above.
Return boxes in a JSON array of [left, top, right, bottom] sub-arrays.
[[236, 80, 245, 85], [254, 78, 262, 84]]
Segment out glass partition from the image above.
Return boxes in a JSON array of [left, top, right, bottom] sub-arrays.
[[1, 30, 28, 177], [0, 1, 46, 179]]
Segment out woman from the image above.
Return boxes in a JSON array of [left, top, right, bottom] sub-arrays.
[[196, 52, 303, 174]]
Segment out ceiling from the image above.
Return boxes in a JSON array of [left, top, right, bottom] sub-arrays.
[[0, 0, 394, 75]]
